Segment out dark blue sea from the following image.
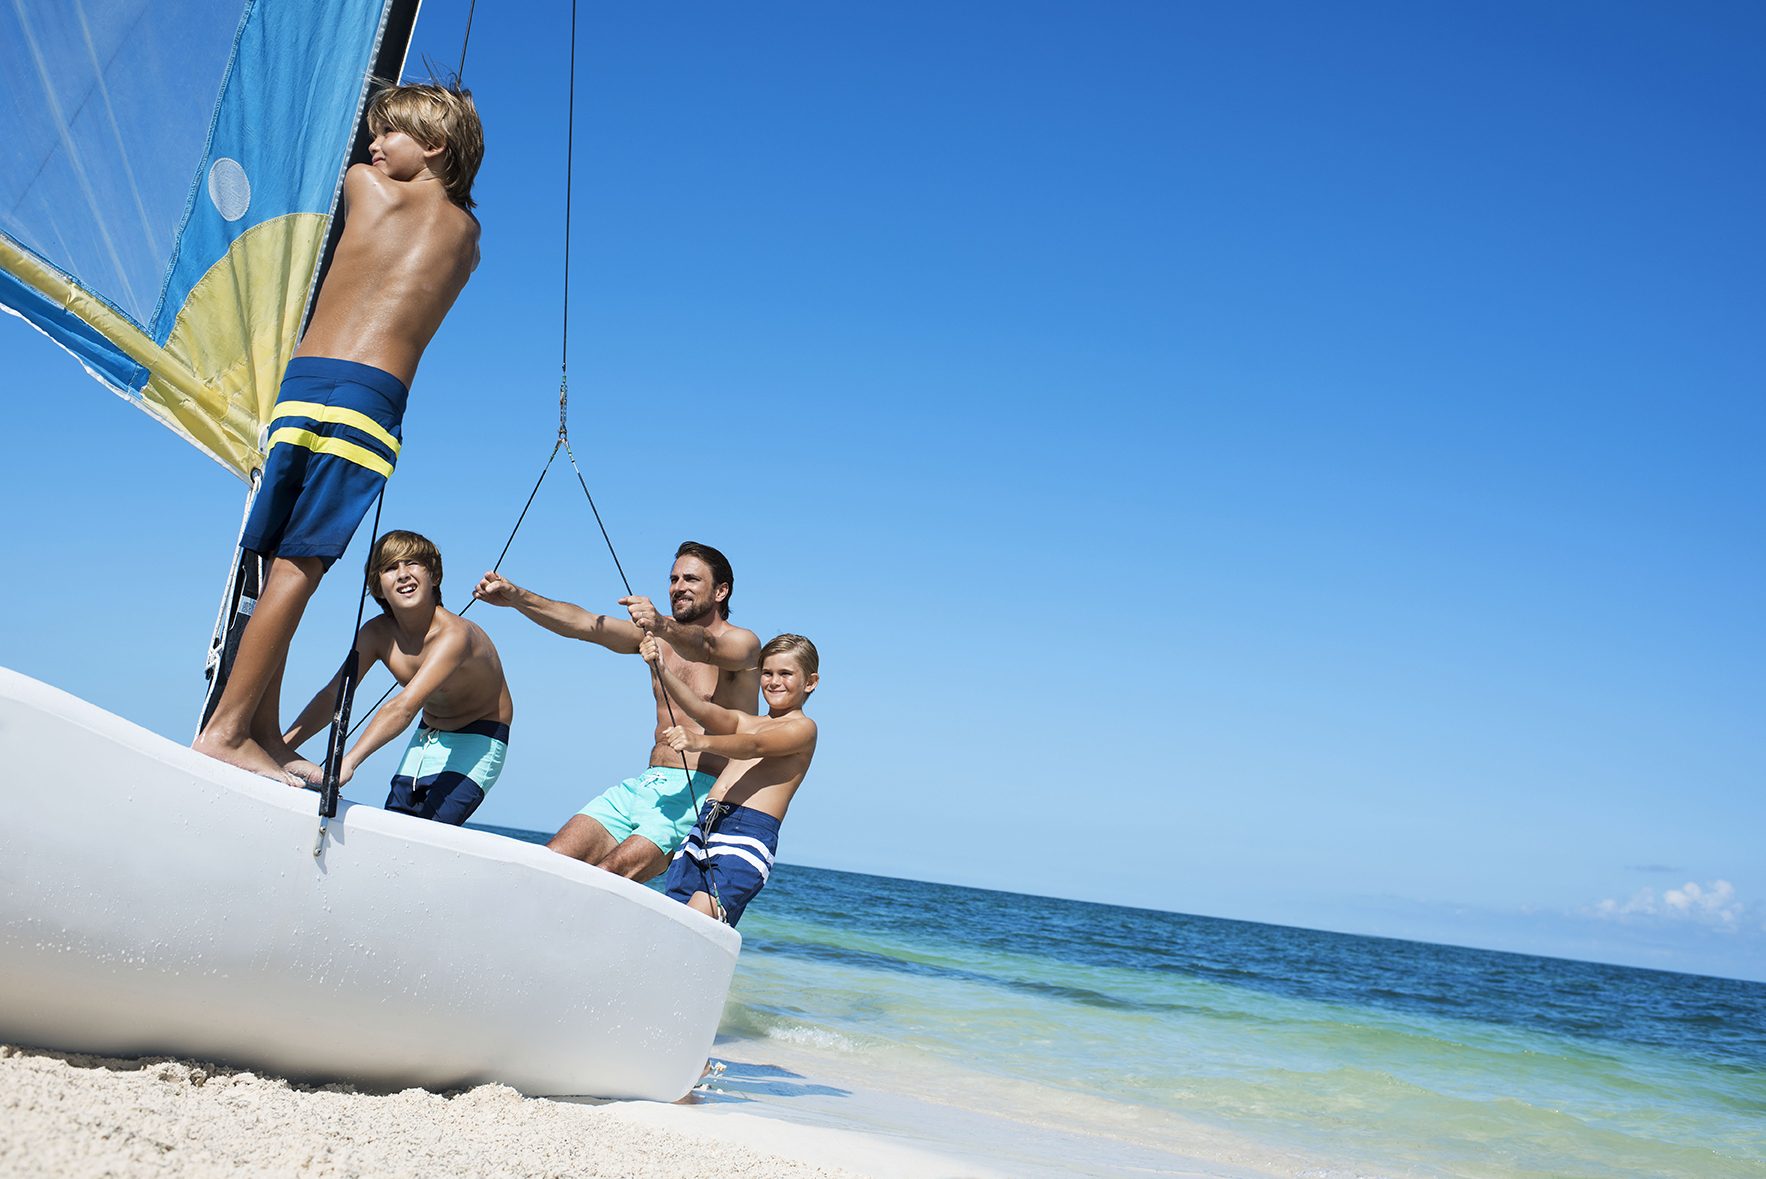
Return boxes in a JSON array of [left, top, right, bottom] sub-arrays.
[[473, 826, 1766, 1178]]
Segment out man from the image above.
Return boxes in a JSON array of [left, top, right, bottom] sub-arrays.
[[284, 530, 513, 826], [472, 542, 760, 880]]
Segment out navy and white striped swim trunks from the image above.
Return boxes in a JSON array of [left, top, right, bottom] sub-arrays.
[[665, 798, 781, 927]]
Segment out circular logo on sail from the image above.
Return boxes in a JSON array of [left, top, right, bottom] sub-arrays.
[[208, 158, 251, 222]]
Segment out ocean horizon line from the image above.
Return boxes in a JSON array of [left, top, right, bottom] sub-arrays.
[[462, 822, 1762, 987]]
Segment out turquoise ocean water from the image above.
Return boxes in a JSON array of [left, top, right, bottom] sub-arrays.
[[476, 827, 1765, 1178]]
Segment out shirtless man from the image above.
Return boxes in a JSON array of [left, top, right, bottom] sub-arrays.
[[194, 83, 483, 786], [284, 531, 513, 825], [640, 631, 819, 926], [472, 542, 761, 880]]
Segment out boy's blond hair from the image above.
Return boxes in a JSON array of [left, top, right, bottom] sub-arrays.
[[366, 83, 484, 209], [762, 634, 819, 680], [367, 530, 443, 613]]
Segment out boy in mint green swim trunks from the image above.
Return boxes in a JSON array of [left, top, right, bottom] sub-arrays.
[[472, 541, 761, 881], [285, 530, 513, 825]]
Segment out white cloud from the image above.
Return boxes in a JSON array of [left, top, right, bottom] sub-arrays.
[[1587, 879, 1758, 930]]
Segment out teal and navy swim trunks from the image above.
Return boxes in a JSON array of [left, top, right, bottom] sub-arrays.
[[241, 357, 407, 570], [577, 766, 716, 855], [385, 718, 508, 826]]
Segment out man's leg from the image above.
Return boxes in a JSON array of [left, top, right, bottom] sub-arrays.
[[193, 555, 324, 783], [548, 816, 667, 881], [548, 814, 619, 863], [600, 836, 668, 883]]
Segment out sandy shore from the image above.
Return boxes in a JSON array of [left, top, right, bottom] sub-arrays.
[[0, 1044, 889, 1179]]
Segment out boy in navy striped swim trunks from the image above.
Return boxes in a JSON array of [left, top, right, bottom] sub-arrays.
[[195, 83, 484, 787], [283, 531, 512, 825], [639, 632, 820, 926]]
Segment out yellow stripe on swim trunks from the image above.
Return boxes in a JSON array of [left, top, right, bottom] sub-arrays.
[[265, 427, 396, 479], [270, 400, 402, 457]]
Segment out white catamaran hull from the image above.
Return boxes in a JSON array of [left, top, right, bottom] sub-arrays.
[[0, 666, 740, 1100]]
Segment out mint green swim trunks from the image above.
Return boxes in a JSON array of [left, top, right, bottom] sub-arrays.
[[577, 766, 717, 854]]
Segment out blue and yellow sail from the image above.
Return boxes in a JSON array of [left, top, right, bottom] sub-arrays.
[[1, 0, 413, 481]]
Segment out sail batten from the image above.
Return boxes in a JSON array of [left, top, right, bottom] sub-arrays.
[[2, 0, 412, 482]]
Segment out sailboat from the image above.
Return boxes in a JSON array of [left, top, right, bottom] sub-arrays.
[[0, 0, 738, 1100]]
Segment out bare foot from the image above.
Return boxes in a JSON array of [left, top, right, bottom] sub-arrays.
[[193, 730, 300, 787], [256, 732, 323, 786], [282, 757, 324, 786]]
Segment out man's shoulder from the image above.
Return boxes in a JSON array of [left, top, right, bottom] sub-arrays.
[[713, 621, 763, 652]]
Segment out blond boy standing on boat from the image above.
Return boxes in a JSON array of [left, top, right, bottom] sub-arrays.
[[284, 531, 513, 825], [194, 84, 483, 786], [639, 631, 818, 926]]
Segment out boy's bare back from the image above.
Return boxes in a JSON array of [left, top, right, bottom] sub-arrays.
[[298, 160, 478, 389]]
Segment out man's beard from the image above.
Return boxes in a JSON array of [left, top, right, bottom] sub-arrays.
[[671, 597, 713, 625]]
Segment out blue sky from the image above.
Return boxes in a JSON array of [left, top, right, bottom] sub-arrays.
[[4, 0, 1762, 981]]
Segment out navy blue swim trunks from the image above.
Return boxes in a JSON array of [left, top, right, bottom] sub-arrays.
[[241, 357, 408, 570], [665, 798, 781, 927]]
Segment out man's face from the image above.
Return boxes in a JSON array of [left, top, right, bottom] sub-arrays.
[[377, 558, 433, 610], [369, 124, 437, 182], [668, 556, 725, 624], [761, 653, 816, 713]]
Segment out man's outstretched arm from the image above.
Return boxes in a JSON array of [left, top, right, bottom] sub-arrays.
[[622, 595, 760, 671], [475, 571, 642, 653]]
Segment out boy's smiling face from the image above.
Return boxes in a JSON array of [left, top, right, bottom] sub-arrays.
[[377, 558, 435, 611], [368, 123, 443, 183], [760, 653, 817, 714]]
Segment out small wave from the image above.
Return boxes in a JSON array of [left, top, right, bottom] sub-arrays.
[[765, 1024, 860, 1053]]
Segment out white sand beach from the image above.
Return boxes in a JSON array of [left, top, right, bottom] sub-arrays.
[[0, 1044, 991, 1179]]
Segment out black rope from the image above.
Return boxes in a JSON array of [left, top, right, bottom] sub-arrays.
[[456, 0, 479, 81], [346, 441, 562, 738], [466, 439, 564, 616], [562, 441, 723, 917], [320, 486, 385, 816], [336, 0, 723, 919], [562, 0, 576, 388]]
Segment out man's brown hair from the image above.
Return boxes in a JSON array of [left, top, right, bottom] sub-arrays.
[[366, 83, 484, 209], [676, 541, 735, 620], [367, 530, 443, 613], [761, 634, 819, 681]]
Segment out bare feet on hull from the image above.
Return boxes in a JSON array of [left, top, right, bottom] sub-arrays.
[[255, 733, 323, 786], [193, 731, 300, 787], [282, 757, 324, 786]]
